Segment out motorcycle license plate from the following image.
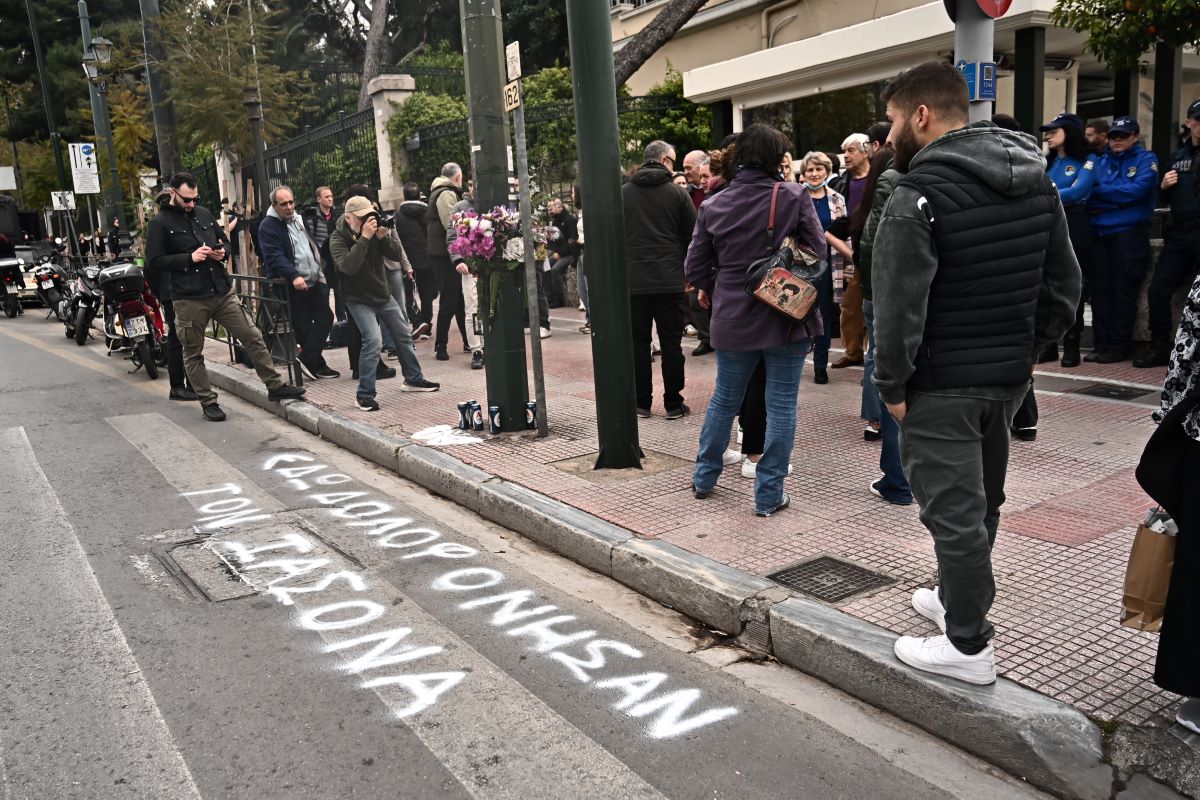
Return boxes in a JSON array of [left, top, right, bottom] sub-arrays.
[[124, 315, 149, 337], [4, 285, 17, 295], [40, 279, 54, 289]]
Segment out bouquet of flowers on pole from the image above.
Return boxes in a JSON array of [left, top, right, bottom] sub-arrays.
[[448, 206, 548, 319]]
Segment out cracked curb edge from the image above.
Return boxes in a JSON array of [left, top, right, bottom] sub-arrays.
[[208, 362, 1191, 800]]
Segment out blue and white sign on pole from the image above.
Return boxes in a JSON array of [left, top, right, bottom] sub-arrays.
[[69, 142, 101, 195]]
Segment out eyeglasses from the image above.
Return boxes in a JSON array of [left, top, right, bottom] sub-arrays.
[[175, 191, 198, 204]]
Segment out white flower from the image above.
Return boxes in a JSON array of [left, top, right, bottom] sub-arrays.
[[502, 237, 525, 261], [478, 219, 492, 232]]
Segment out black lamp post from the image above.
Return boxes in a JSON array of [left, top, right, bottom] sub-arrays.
[[79, 3, 126, 249]]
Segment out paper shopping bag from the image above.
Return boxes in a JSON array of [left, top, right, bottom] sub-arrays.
[[1120, 522, 1176, 632]]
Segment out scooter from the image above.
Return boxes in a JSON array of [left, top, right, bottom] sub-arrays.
[[98, 262, 165, 379], [0, 258, 25, 318], [32, 255, 70, 321], [64, 263, 103, 344]]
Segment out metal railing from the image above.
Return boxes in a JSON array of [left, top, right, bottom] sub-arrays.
[[206, 273, 304, 388]]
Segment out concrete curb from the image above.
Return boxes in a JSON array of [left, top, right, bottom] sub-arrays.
[[206, 362, 1192, 800]]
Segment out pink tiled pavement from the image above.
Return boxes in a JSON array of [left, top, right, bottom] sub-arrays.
[[203, 305, 1179, 727]]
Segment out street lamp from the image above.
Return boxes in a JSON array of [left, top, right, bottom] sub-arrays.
[[78, 3, 126, 254]]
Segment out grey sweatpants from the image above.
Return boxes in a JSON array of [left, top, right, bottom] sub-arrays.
[[899, 389, 1024, 655]]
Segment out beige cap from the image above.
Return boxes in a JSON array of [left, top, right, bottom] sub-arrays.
[[344, 196, 375, 217]]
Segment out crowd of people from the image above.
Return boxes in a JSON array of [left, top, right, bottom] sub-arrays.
[[125, 64, 1198, 728]]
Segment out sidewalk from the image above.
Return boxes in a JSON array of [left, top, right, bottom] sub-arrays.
[[207, 307, 1178, 729]]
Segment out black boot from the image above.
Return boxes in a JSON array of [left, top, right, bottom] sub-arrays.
[[1036, 342, 1059, 364], [435, 345, 449, 361], [1060, 336, 1081, 368], [1133, 336, 1171, 369]]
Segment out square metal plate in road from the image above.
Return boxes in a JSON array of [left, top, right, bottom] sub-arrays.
[[767, 556, 895, 603], [1072, 383, 1155, 402]]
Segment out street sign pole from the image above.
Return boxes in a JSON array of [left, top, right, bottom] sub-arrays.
[[564, 0, 642, 469], [953, 0, 996, 123], [507, 46, 548, 437], [461, 0, 529, 433]]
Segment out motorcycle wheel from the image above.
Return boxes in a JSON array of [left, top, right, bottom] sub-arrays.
[[74, 307, 90, 345], [3, 296, 17, 318], [138, 340, 159, 379]]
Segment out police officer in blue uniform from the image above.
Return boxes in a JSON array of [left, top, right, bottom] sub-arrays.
[[1135, 99, 1200, 368], [1041, 112, 1096, 368], [1086, 116, 1159, 363]]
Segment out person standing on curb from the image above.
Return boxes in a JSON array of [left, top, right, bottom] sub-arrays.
[[623, 140, 696, 420], [145, 188, 196, 402], [428, 164, 469, 362], [258, 186, 339, 381], [872, 62, 1080, 684], [147, 172, 306, 422], [1135, 99, 1200, 368], [330, 196, 439, 411], [1085, 116, 1159, 364]]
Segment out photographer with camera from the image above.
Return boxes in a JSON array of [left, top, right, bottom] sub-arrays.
[[259, 185, 339, 380], [329, 196, 439, 411]]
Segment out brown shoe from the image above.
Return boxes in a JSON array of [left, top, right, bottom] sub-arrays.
[[831, 356, 863, 369]]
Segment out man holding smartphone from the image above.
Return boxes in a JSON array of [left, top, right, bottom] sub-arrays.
[[146, 171, 305, 422]]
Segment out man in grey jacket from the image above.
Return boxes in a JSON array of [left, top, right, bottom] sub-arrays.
[[872, 61, 1080, 684]]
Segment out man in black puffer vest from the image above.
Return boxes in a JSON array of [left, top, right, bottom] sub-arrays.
[[872, 62, 1081, 685]]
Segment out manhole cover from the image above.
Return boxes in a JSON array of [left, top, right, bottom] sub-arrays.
[[1072, 383, 1153, 402], [767, 556, 895, 602]]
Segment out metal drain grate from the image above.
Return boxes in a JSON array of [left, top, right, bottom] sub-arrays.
[[767, 556, 895, 602], [1072, 383, 1153, 402]]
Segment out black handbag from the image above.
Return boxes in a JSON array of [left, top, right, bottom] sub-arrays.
[[744, 182, 828, 322], [1136, 389, 1200, 522]]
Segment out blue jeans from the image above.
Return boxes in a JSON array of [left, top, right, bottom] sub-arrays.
[[812, 267, 833, 369], [346, 298, 424, 397], [877, 404, 912, 503], [380, 270, 412, 352], [694, 341, 810, 514], [577, 254, 590, 322], [861, 299, 881, 422]]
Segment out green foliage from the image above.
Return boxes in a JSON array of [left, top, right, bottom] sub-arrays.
[[156, 0, 305, 159], [622, 69, 711, 165], [385, 91, 470, 186], [1050, 0, 1200, 71], [746, 83, 880, 156]]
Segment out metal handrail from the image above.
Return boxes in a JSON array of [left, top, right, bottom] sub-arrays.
[[205, 274, 303, 387]]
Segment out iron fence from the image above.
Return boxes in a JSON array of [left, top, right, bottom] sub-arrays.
[[205, 273, 304, 388]]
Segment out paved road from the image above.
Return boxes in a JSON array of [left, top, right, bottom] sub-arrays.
[[0, 314, 1048, 799]]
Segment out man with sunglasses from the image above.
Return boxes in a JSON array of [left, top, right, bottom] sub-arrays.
[[1086, 117, 1159, 363], [146, 172, 305, 421]]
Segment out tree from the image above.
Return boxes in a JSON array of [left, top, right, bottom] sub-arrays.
[[1050, 0, 1200, 71], [612, 0, 707, 89], [357, 0, 391, 111]]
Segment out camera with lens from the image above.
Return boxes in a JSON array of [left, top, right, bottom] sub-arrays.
[[365, 211, 395, 230]]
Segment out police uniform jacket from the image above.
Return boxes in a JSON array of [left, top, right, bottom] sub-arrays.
[[145, 203, 231, 301], [1087, 143, 1159, 237], [1047, 153, 1096, 206], [1163, 141, 1200, 225]]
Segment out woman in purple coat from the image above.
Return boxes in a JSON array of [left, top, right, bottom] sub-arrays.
[[685, 124, 827, 517]]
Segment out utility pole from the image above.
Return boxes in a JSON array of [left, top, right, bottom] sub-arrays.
[[137, 0, 180, 177], [243, 87, 268, 214], [565, 0, 642, 469], [946, 0, 997, 123], [79, 1, 121, 236], [460, 0, 529, 433], [24, 0, 79, 256]]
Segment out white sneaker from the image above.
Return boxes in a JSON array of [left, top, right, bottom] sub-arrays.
[[540, 327, 552, 339], [578, 301, 586, 311], [684, 324, 698, 337], [740, 458, 793, 479], [722, 448, 741, 466], [894, 634, 996, 685], [912, 587, 947, 632], [1176, 698, 1200, 735]]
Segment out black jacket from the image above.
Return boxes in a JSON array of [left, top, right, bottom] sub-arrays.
[[621, 162, 696, 295], [549, 210, 577, 259], [145, 203, 231, 301], [395, 201, 431, 270]]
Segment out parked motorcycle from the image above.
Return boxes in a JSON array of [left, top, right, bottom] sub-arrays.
[[64, 263, 103, 344], [32, 255, 70, 321], [98, 262, 165, 379], [0, 257, 25, 318]]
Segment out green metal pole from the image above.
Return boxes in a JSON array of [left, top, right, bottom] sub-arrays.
[[565, 0, 642, 469], [460, 0, 529, 433], [1013, 26, 1044, 136], [1151, 43, 1181, 168]]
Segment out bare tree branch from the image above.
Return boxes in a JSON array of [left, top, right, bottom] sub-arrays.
[[389, 0, 444, 49], [612, 0, 708, 89]]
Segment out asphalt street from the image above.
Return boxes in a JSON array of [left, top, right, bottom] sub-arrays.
[[0, 312, 1050, 800]]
